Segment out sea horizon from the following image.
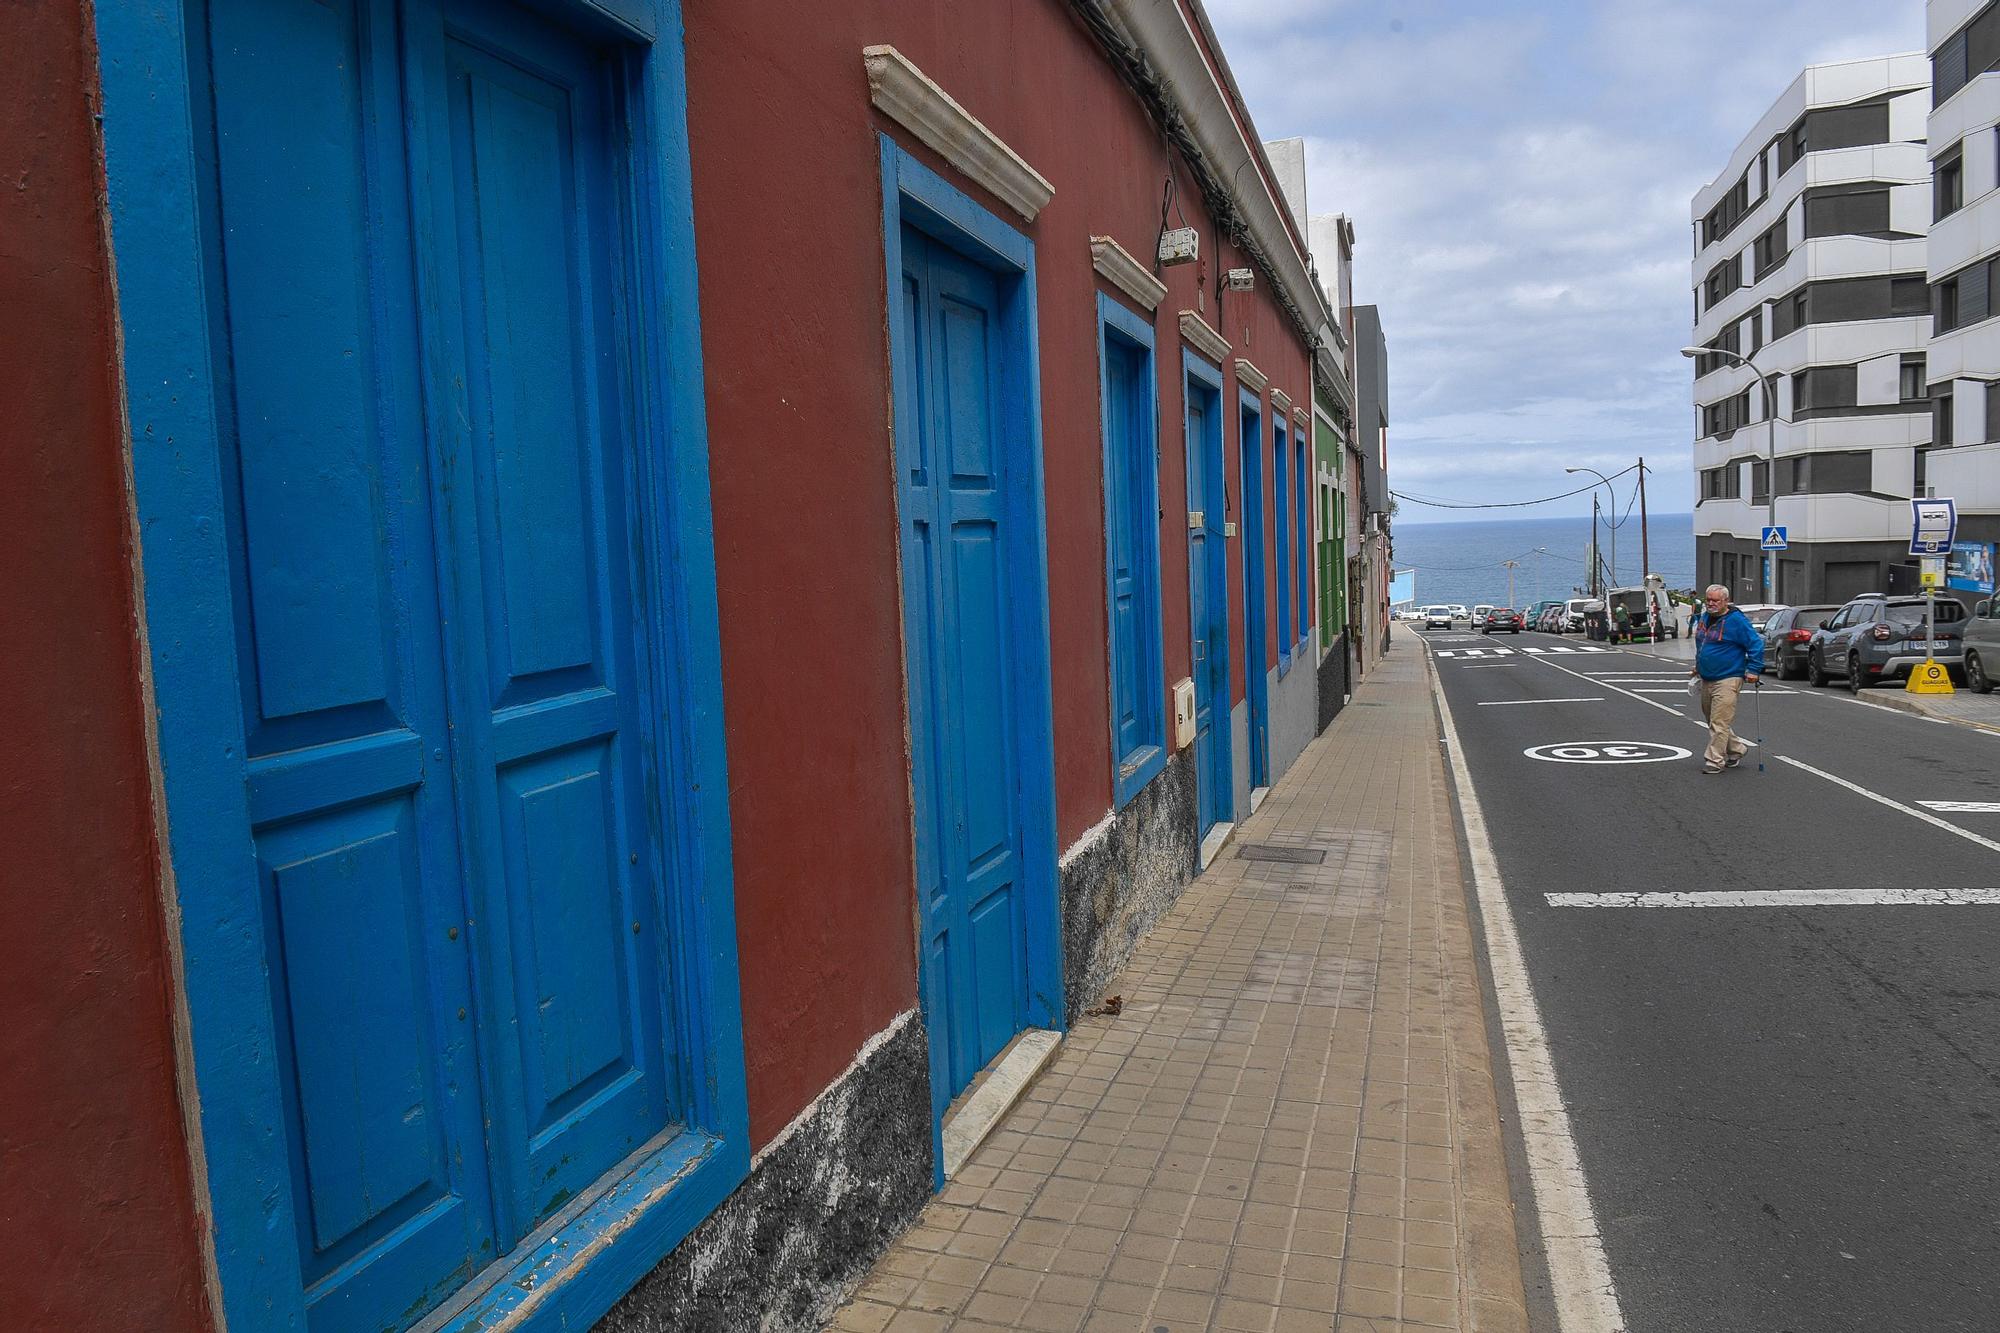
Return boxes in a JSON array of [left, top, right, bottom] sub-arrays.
[[1390, 512, 1697, 610]]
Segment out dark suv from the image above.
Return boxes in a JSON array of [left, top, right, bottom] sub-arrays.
[[1761, 604, 1839, 681], [1807, 594, 1966, 692]]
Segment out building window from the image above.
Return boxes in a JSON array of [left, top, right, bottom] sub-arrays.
[[1750, 308, 1764, 354], [1937, 147, 1965, 220], [1275, 419, 1293, 671], [1097, 294, 1167, 805], [1937, 277, 1961, 334], [1936, 391, 1956, 448], [1751, 460, 1770, 504], [1295, 435, 1310, 647], [1901, 357, 1928, 402]]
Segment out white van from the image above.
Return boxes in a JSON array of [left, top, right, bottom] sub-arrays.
[[1601, 576, 1678, 642], [1561, 597, 1601, 632], [1471, 603, 1495, 629]]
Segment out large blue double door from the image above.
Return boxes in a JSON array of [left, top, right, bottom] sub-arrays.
[[894, 225, 1034, 1103], [186, 0, 673, 1327]]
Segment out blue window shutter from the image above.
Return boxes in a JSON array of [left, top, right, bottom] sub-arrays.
[[1275, 422, 1291, 666], [1098, 296, 1166, 806]]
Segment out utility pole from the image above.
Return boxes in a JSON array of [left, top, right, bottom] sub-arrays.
[[1502, 559, 1520, 607], [1638, 457, 1651, 581], [1590, 494, 1601, 597]]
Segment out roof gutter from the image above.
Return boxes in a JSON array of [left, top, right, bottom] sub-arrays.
[[1069, 0, 1340, 397]]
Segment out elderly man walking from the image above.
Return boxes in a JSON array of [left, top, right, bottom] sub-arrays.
[[1690, 584, 1763, 773]]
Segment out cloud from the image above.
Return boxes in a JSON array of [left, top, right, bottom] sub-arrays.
[[1205, 0, 1927, 519]]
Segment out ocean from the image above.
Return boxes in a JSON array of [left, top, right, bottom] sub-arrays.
[[1391, 513, 1696, 611]]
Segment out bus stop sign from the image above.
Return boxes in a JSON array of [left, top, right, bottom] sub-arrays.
[[1910, 498, 1958, 556]]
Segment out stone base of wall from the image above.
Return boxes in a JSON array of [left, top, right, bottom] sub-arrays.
[[597, 1013, 933, 1333], [1317, 633, 1350, 732], [1057, 749, 1197, 1022]]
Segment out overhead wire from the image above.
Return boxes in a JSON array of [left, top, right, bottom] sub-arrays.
[[1392, 463, 1638, 511]]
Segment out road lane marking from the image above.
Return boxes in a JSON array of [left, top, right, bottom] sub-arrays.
[[1476, 697, 1605, 706], [1426, 650, 1628, 1333], [1546, 888, 2000, 908], [1776, 756, 2000, 855], [1518, 652, 1759, 748], [1918, 800, 2000, 813]]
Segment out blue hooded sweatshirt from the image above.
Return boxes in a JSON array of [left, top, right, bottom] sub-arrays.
[[1693, 607, 1764, 681]]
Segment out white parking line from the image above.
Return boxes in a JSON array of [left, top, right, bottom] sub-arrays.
[[1918, 800, 2000, 813], [1476, 697, 1604, 706], [1426, 650, 1627, 1333], [1546, 888, 2000, 908], [1776, 756, 2000, 855]]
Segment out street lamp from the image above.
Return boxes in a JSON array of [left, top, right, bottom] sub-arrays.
[[1565, 466, 1617, 592], [1681, 344, 1788, 603]]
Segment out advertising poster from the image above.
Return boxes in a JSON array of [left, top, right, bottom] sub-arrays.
[[1947, 541, 1995, 594], [1388, 568, 1416, 607]]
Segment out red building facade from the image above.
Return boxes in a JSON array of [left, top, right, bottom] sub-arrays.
[[3, 2, 1339, 1329]]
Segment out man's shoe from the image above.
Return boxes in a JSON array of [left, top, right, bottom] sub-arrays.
[[1725, 754, 1742, 769], [1702, 764, 1724, 774]]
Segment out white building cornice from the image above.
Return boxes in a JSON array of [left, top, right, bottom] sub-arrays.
[[864, 45, 1054, 222], [1179, 310, 1230, 363], [1089, 235, 1168, 311], [1235, 358, 1269, 393]]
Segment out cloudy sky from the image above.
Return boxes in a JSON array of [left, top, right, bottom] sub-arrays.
[[1208, 0, 1928, 520]]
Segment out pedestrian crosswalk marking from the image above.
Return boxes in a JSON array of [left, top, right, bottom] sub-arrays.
[[1916, 800, 2000, 813]]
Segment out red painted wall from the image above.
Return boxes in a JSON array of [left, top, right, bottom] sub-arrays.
[[683, 0, 1312, 1142], [0, 3, 211, 1330]]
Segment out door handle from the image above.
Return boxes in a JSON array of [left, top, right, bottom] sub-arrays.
[[1193, 639, 1205, 662]]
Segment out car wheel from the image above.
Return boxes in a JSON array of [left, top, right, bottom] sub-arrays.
[[1809, 650, 1828, 688], [1969, 650, 1994, 695], [1847, 653, 1864, 694]]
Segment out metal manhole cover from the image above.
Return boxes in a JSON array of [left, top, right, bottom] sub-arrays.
[[1236, 844, 1327, 864]]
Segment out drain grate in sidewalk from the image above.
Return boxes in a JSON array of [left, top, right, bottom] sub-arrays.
[[1236, 843, 1327, 864]]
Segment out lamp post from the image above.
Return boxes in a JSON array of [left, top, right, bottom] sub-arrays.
[[1566, 466, 1617, 590], [1681, 344, 1787, 603]]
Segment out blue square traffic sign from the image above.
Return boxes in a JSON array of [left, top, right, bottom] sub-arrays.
[[1760, 526, 1787, 551]]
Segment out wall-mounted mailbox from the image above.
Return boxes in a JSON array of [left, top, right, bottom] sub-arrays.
[[1172, 678, 1195, 749]]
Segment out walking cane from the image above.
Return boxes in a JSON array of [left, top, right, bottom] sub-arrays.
[[1753, 677, 1764, 774]]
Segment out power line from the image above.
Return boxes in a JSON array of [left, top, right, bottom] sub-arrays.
[[1393, 464, 1638, 511]]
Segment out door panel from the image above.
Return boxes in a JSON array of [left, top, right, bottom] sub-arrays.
[[419, 9, 670, 1236], [202, 0, 494, 1323], [898, 227, 1031, 1100], [1240, 402, 1270, 788], [1185, 374, 1231, 838]]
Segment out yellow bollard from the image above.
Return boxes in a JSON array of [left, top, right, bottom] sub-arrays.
[[1907, 660, 1956, 694]]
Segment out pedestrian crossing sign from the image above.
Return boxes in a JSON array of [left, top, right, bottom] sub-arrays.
[[1760, 526, 1787, 551]]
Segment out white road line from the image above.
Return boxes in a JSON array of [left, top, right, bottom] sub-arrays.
[[1547, 888, 2000, 908], [1425, 648, 1627, 1333], [1777, 756, 2000, 855], [1520, 652, 1758, 747], [1476, 697, 1605, 706], [1918, 800, 2000, 813]]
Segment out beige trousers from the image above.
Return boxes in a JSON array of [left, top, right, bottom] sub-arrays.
[[1698, 677, 1748, 768]]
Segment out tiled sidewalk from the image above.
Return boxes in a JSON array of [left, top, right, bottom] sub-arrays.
[[826, 635, 1528, 1333]]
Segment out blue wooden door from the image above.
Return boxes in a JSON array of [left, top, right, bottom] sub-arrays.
[[895, 226, 1032, 1100], [1185, 371, 1232, 839], [1240, 399, 1271, 789], [184, 1, 671, 1327]]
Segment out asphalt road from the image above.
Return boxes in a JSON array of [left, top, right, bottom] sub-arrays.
[[1421, 624, 2000, 1333]]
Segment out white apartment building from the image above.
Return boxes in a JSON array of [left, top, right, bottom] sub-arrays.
[[1926, 0, 2000, 594], [1690, 56, 1932, 606]]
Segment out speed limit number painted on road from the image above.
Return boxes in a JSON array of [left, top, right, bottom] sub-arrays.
[[1524, 741, 1691, 764]]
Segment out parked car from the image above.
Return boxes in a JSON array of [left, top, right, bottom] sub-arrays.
[[1449, 604, 1470, 622], [1471, 603, 1495, 629], [1562, 597, 1601, 632], [1482, 607, 1523, 633], [1423, 604, 1455, 630], [1541, 603, 1568, 632], [1963, 596, 2000, 693], [1734, 603, 1786, 634], [1760, 604, 1838, 681], [1807, 594, 1967, 692], [1524, 599, 1560, 631]]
